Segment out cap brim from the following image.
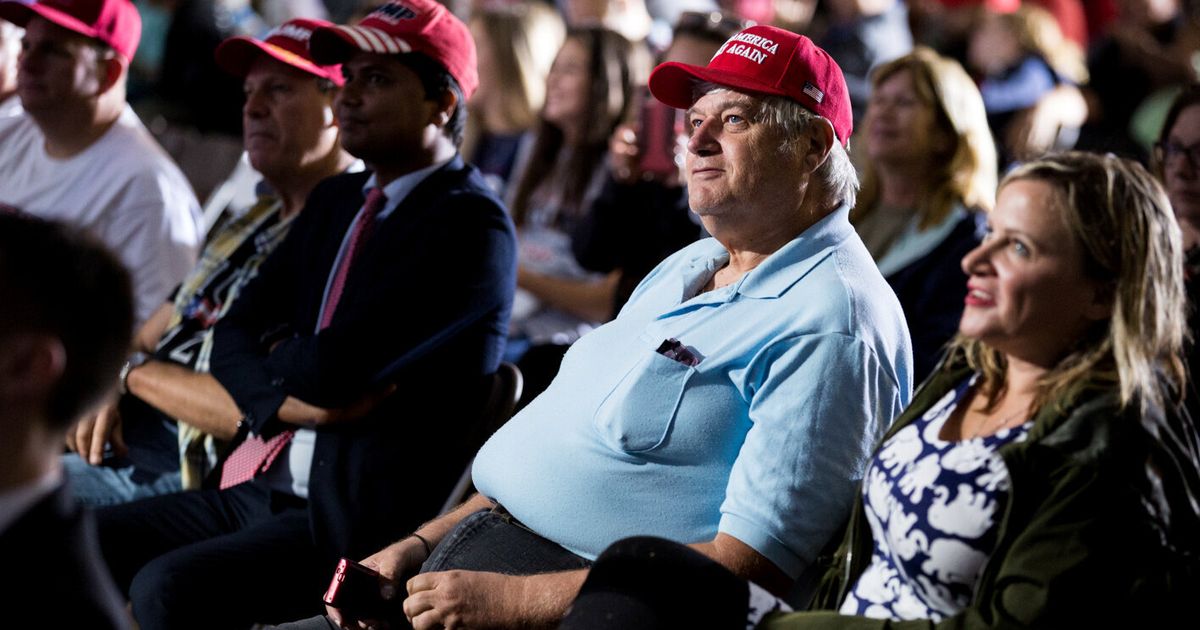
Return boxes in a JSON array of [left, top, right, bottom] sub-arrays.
[[309, 25, 411, 66], [215, 37, 343, 85], [649, 61, 791, 110], [0, 2, 99, 42]]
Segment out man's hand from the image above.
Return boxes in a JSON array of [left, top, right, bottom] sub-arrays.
[[403, 571, 540, 630], [65, 402, 125, 465], [278, 384, 397, 427], [404, 570, 585, 630], [327, 536, 428, 630]]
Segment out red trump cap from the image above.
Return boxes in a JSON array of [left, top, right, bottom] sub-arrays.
[[649, 25, 852, 145]]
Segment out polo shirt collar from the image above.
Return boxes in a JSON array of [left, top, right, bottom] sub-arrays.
[[681, 204, 854, 302]]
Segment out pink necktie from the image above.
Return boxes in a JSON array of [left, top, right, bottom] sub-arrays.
[[219, 188, 387, 490]]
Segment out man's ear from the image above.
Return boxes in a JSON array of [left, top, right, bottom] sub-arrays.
[[0, 333, 66, 406], [98, 55, 123, 93], [432, 88, 458, 127], [800, 117, 835, 174]]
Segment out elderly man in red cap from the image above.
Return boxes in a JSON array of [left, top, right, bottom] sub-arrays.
[[290, 23, 911, 630], [62, 17, 356, 508], [94, 1, 517, 628], [0, 0, 202, 327]]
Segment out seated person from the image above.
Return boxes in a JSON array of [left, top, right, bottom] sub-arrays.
[[0, 0, 202, 326], [95, 2, 518, 628], [851, 48, 995, 381], [1155, 85, 1200, 438], [62, 18, 356, 506], [0, 212, 135, 629], [286, 24, 913, 630], [562, 151, 1200, 628]]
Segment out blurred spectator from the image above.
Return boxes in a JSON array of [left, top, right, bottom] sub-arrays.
[[908, 0, 1018, 65], [818, 0, 912, 126], [0, 19, 19, 117], [1155, 84, 1200, 423], [1080, 0, 1200, 159], [853, 48, 996, 380], [0, 0, 203, 327], [506, 27, 648, 397], [968, 4, 1088, 165], [0, 212, 135, 630], [149, 0, 264, 201], [464, 0, 565, 194], [561, 0, 653, 41]]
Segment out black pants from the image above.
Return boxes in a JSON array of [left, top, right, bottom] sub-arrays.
[[560, 536, 753, 630], [97, 479, 329, 630]]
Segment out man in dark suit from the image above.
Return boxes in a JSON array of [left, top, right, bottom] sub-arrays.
[[95, 2, 517, 628], [0, 212, 135, 629]]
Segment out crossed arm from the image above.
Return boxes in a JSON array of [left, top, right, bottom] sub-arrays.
[[67, 299, 388, 464]]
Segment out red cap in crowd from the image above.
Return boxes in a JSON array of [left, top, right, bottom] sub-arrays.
[[309, 0, 478, 99], [649, 24, 852, 145], [0, 0, 141, 61], [215, 18, 344, 86], [936, 0, 1019, 12]]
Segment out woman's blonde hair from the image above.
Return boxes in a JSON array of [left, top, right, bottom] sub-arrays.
[[853, 47, 997, 230], [468, 2, 565, 133], [949, 152, 1187, 415]]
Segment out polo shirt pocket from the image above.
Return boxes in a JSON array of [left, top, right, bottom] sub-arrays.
[[593, 349, 695, 453]]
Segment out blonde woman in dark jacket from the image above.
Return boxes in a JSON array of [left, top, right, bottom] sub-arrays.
[[561, 152, 1200, 629]]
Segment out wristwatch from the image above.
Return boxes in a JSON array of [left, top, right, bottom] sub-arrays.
[[118, 351, 149, 395]]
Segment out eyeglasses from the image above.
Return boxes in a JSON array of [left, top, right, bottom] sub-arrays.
[[1154, 140, 1200, 168]]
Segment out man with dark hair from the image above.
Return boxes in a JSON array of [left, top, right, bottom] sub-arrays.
[[0, 212, 134, 629], [63, 17, 357, 507], [96, 2, 518, 628]]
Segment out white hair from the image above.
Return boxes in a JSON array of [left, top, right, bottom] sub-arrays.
[[692, 84, 859, 208]]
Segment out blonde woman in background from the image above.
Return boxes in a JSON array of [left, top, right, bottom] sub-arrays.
[[852, 47, 997, 379]]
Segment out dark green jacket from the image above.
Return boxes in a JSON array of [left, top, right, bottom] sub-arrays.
[[764, 359, 1200, 629]]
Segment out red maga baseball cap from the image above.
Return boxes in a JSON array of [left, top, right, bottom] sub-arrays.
[[0, 0, 141, 61], [215, 18, 344, 86], [308, 0, 478, 99], [649, 25, 852, 145]]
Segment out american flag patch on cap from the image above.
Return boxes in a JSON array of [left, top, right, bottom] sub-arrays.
[[802, 82, 824, 103]]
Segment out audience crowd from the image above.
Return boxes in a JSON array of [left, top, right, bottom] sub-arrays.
[[0, 0, 1198, 629]]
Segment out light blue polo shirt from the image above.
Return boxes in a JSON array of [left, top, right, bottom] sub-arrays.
[[472, 205, 913, 579]]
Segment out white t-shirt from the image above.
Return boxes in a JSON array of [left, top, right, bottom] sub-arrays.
[[0, 107, 203, 325]]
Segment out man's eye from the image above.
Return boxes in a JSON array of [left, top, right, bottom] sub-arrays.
[[1011, 240, 1030, 257], [725, 115, 744, 125]]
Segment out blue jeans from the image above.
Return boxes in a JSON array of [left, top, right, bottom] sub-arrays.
[[63, 453, 182, 506], [422, 506, 592, 574]]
